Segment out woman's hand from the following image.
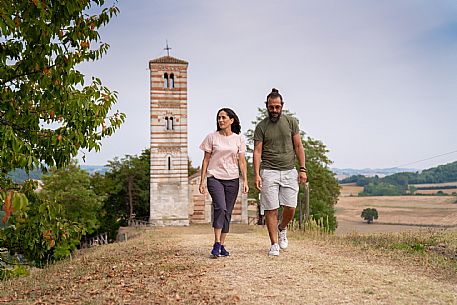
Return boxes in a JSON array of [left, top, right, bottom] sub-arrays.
[[199, 184, 206, 194]]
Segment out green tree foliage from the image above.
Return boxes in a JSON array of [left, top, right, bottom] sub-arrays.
[[39, 161, 104, 235], [343, 161, 457, 194], [0, 182, 83, 267], [246, 108, 340, 231], [188, 160, 200, 177], [92, 149, 150, 239], [344, 161, 457, 196], [359, 182, 406, 196], [0, 0, 125, 188], [361, 208, 378, 224], [340, 174, 371, 186]]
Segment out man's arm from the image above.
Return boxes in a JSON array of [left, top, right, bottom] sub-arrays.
[[292, 133, 307, 184], [253, 140, 263, 190]]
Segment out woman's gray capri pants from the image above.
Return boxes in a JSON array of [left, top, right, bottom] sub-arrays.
[[206, 176, 239, 233]]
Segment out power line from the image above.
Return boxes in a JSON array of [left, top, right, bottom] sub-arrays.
[[393, 149, 457, 169]]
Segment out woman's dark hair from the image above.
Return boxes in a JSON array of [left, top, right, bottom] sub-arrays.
[[265, 88, 284, 105], [216, 108, 241, 134]]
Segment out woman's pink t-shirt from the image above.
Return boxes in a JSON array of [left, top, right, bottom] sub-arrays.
[[199, 131, 246, 180]]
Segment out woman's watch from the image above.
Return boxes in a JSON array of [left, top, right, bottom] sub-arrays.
[[299, 166, 307, 173]]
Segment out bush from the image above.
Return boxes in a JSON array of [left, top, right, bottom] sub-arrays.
[[1, 187, 83, 267]]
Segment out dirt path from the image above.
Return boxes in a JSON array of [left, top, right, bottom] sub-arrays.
[[1, 224, 456, 305]]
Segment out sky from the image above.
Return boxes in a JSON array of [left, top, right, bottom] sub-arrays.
[[77, 0, 457, 170]]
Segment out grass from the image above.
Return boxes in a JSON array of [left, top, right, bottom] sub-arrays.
[[289, 227, 457, 281]]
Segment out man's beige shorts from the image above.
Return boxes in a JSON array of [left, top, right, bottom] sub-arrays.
[[260, 168, 299, 215]]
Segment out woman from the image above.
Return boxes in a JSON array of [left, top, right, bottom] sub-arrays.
[[199, 108, 249, 258]]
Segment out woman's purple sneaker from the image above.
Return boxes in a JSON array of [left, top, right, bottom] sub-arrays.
[[220, 245, 230, 257], [211, 242, 221, 258]]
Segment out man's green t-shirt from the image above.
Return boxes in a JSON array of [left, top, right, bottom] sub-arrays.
[[253, 115, 299, 170]]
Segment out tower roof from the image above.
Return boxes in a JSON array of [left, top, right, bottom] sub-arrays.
[[149, 55, 188, 65]]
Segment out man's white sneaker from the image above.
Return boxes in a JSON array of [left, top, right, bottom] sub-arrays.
[[278, 227, 288, 249], [268, 243, 280, 256]]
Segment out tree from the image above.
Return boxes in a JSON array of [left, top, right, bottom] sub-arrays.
[[39, 161, 103, 234], [188, 160, 200, 177], [92, 149, 150, 239], [0, 0, 125, 188], [245, 108, 340, 231], [361, 208, 378, 224]]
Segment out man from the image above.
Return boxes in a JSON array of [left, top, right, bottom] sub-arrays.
[[253, 88, 307, 256]]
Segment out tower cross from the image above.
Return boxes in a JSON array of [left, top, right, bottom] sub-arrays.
[[164, 40, 172, 56]]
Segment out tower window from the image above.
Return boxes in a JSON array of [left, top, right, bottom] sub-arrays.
[[167, 156, 171, 170], [163, 73, 168, 88], [170, 73, 175, 88], [164, 116, 174, 130]]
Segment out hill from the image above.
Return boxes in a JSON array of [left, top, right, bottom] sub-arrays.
[[340, 161, 457, 185], [332, 167, 417, 180], [7, 165, 108, 183]]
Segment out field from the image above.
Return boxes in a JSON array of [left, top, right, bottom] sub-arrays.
[[336, 184, 457, 234], [413, 182, 457, 195]]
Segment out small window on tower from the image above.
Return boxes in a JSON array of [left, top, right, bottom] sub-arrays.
[[167, 156, 171, 170], [170, 73, 175, 88], [164, 116, 169, 129], [169, 117, 174, 130], [163, 73, 168, 88]]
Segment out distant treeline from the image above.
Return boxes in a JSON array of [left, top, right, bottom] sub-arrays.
[[340, 161, 457, 196]]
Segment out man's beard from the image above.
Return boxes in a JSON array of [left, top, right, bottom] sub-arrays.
[[268, 110, 282, 122]]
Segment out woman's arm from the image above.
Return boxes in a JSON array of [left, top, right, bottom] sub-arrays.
[[199, 151, 211, 194], [239, 153, 249, 193]]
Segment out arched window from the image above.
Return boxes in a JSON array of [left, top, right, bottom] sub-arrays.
[[169, 116, 174, 130], [167, 156, 171, 170], [164, 116, 169, 129], [169, 73, 174, 88], [163, 73, 168, 88]]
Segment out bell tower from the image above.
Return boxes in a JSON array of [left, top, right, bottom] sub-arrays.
[[149, 53, 189, 226]]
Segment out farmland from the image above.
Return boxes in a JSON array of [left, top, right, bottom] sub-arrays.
[[336, 184, 457, 234]]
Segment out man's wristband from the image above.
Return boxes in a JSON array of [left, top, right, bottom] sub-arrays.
[[299, 166, 307, 173]]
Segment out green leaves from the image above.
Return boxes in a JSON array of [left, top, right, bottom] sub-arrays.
[[0, 191, 29, 228], [0, 0, 124, 186]]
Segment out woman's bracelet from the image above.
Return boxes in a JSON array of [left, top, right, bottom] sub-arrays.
[[299, 166, 307, 173]]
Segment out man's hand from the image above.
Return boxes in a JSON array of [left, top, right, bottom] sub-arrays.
[[243, 181, 249, 194], [255, 175, 262, 191], [299, 172, 307, 185]]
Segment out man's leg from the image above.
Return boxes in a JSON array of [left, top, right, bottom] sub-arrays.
[[279, 206, 295, 230], [265, 209, 278, 245]]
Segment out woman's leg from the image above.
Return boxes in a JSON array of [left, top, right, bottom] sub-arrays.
[[206, 177, 227, 242], [221, 179, 240, 242]]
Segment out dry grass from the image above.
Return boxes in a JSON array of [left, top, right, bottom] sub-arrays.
[[339, 183, 364, 197], [336, 195, 457, 235], [1, 225, 457, 305], [415, 189, 457, 195], [412, 182, 457, 188]]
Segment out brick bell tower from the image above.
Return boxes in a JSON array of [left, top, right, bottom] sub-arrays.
[[149, 51, 189, 226]]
